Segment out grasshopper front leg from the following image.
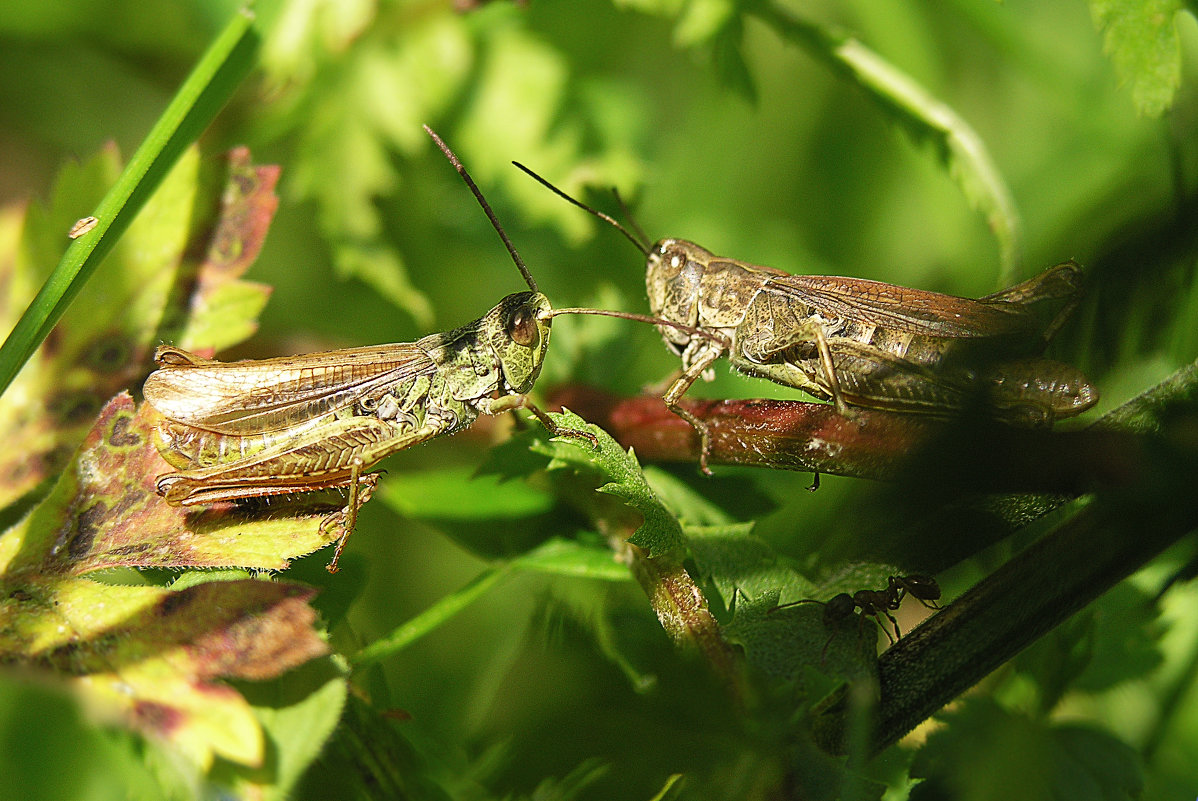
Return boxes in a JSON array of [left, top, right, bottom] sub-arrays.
[[662, 341, 726, 475], [487, 394, 600, 449]]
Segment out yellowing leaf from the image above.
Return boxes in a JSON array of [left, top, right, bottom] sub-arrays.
[[0, 575, 328, 769], [175, 147, 276, 352]]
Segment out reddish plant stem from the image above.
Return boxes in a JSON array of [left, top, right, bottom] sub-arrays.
[[551, 385, 1143, 494]]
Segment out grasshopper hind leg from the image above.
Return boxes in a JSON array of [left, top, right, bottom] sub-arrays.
[[981, 358, 1099, 426]]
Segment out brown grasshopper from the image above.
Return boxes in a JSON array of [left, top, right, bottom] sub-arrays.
[[514, 164, 1099, 473], [143, 129, 715, 572]]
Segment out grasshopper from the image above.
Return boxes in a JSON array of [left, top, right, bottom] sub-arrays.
[[143, 128, 592, 573], [144, 129, 715, 572], [514, 164, 1099, 473]]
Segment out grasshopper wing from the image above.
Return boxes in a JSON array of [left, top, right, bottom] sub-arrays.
[[144, 344, 438, 435], [764, 274, 1045, 339]]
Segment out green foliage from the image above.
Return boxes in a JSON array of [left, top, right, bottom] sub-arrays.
[[0, 8, 257, 395], [1089, 0, 1185, 116], [910, 699, 1142, 801], [3, 0, 1198, 799], [535, 409, 687, 556]]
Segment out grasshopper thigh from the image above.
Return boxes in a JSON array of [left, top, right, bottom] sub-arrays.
[[981, 358, 1099, 424], [156, 416, 446, 504]]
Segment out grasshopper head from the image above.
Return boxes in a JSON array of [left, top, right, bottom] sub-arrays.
[[488, 291, 554, 393], [646, 239, 711, 344]]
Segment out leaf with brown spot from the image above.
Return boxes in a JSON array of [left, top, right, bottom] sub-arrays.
[[174, 146, 276, 353], [0, 391, 338, 769], [2, 393, 337, 576], [0, 574, 330, 769], [0, 146, 278, 510], [0, 145, 341, 780]]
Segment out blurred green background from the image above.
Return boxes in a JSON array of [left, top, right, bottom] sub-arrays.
[[2, 0, 1198, 799]]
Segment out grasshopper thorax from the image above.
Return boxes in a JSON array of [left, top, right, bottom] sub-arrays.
[[486, 290, 554, 394]]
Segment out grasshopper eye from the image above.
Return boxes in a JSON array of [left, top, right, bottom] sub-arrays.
[[656, 244, 687, 276], [507, 307, 540, 348]]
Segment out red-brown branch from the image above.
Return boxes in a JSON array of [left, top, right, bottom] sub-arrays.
[[550, 385, 1143, 494]]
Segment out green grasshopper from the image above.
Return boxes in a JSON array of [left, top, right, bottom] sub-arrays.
[[144, 128, 586, 573], [515, 164, 1099, 473], [144, 129, 713, 572]]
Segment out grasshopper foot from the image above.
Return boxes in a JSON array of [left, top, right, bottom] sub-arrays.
[[318, 512, 349, 574], [555, 426, 600, 449]]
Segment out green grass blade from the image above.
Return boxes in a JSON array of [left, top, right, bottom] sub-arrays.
[[349, 566, 509, 670], [0, 8, 259, 397]]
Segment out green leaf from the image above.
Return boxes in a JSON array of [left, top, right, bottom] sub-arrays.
[[1089, 0, 1183, 116], [329, 243, 433, 331], [282, 9, 478, 327], [723, 586, 880, 686], [351, 535, 630, 670], [642, 466, 734, 526], [473, 425, 556, 482], [351, 567, 508, 669], [673, 0, 737, 46], [524, 759, 610, 801], [511, 537, 630, 581], [533, 409, 686, 557], [711, 16, 758, 104], [457, 26, 597, 244], [1013, 581, 1163, 703], [614, 0, 685, 14], [379, 460, 589, 561], [379, 465, 555, 520], [300, 694, 456, 801], [228, 658, 349, 800], [685, 522, 811, 604], [910, 698, 1143, 801], [753, 5, 1023, 282], [0, 677, 162, 799]]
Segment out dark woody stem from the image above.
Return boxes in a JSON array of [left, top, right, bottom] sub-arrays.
[[558, 360, 1198, 754]]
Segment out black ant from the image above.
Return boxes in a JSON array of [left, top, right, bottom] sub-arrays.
[[773, 574, 942, 656]]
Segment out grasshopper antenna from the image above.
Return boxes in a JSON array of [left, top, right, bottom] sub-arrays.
[[611, 187, 651, 252], [544, 306, 727, 349], [511, 162, 652, 256], [424, 125, 539, 293]]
